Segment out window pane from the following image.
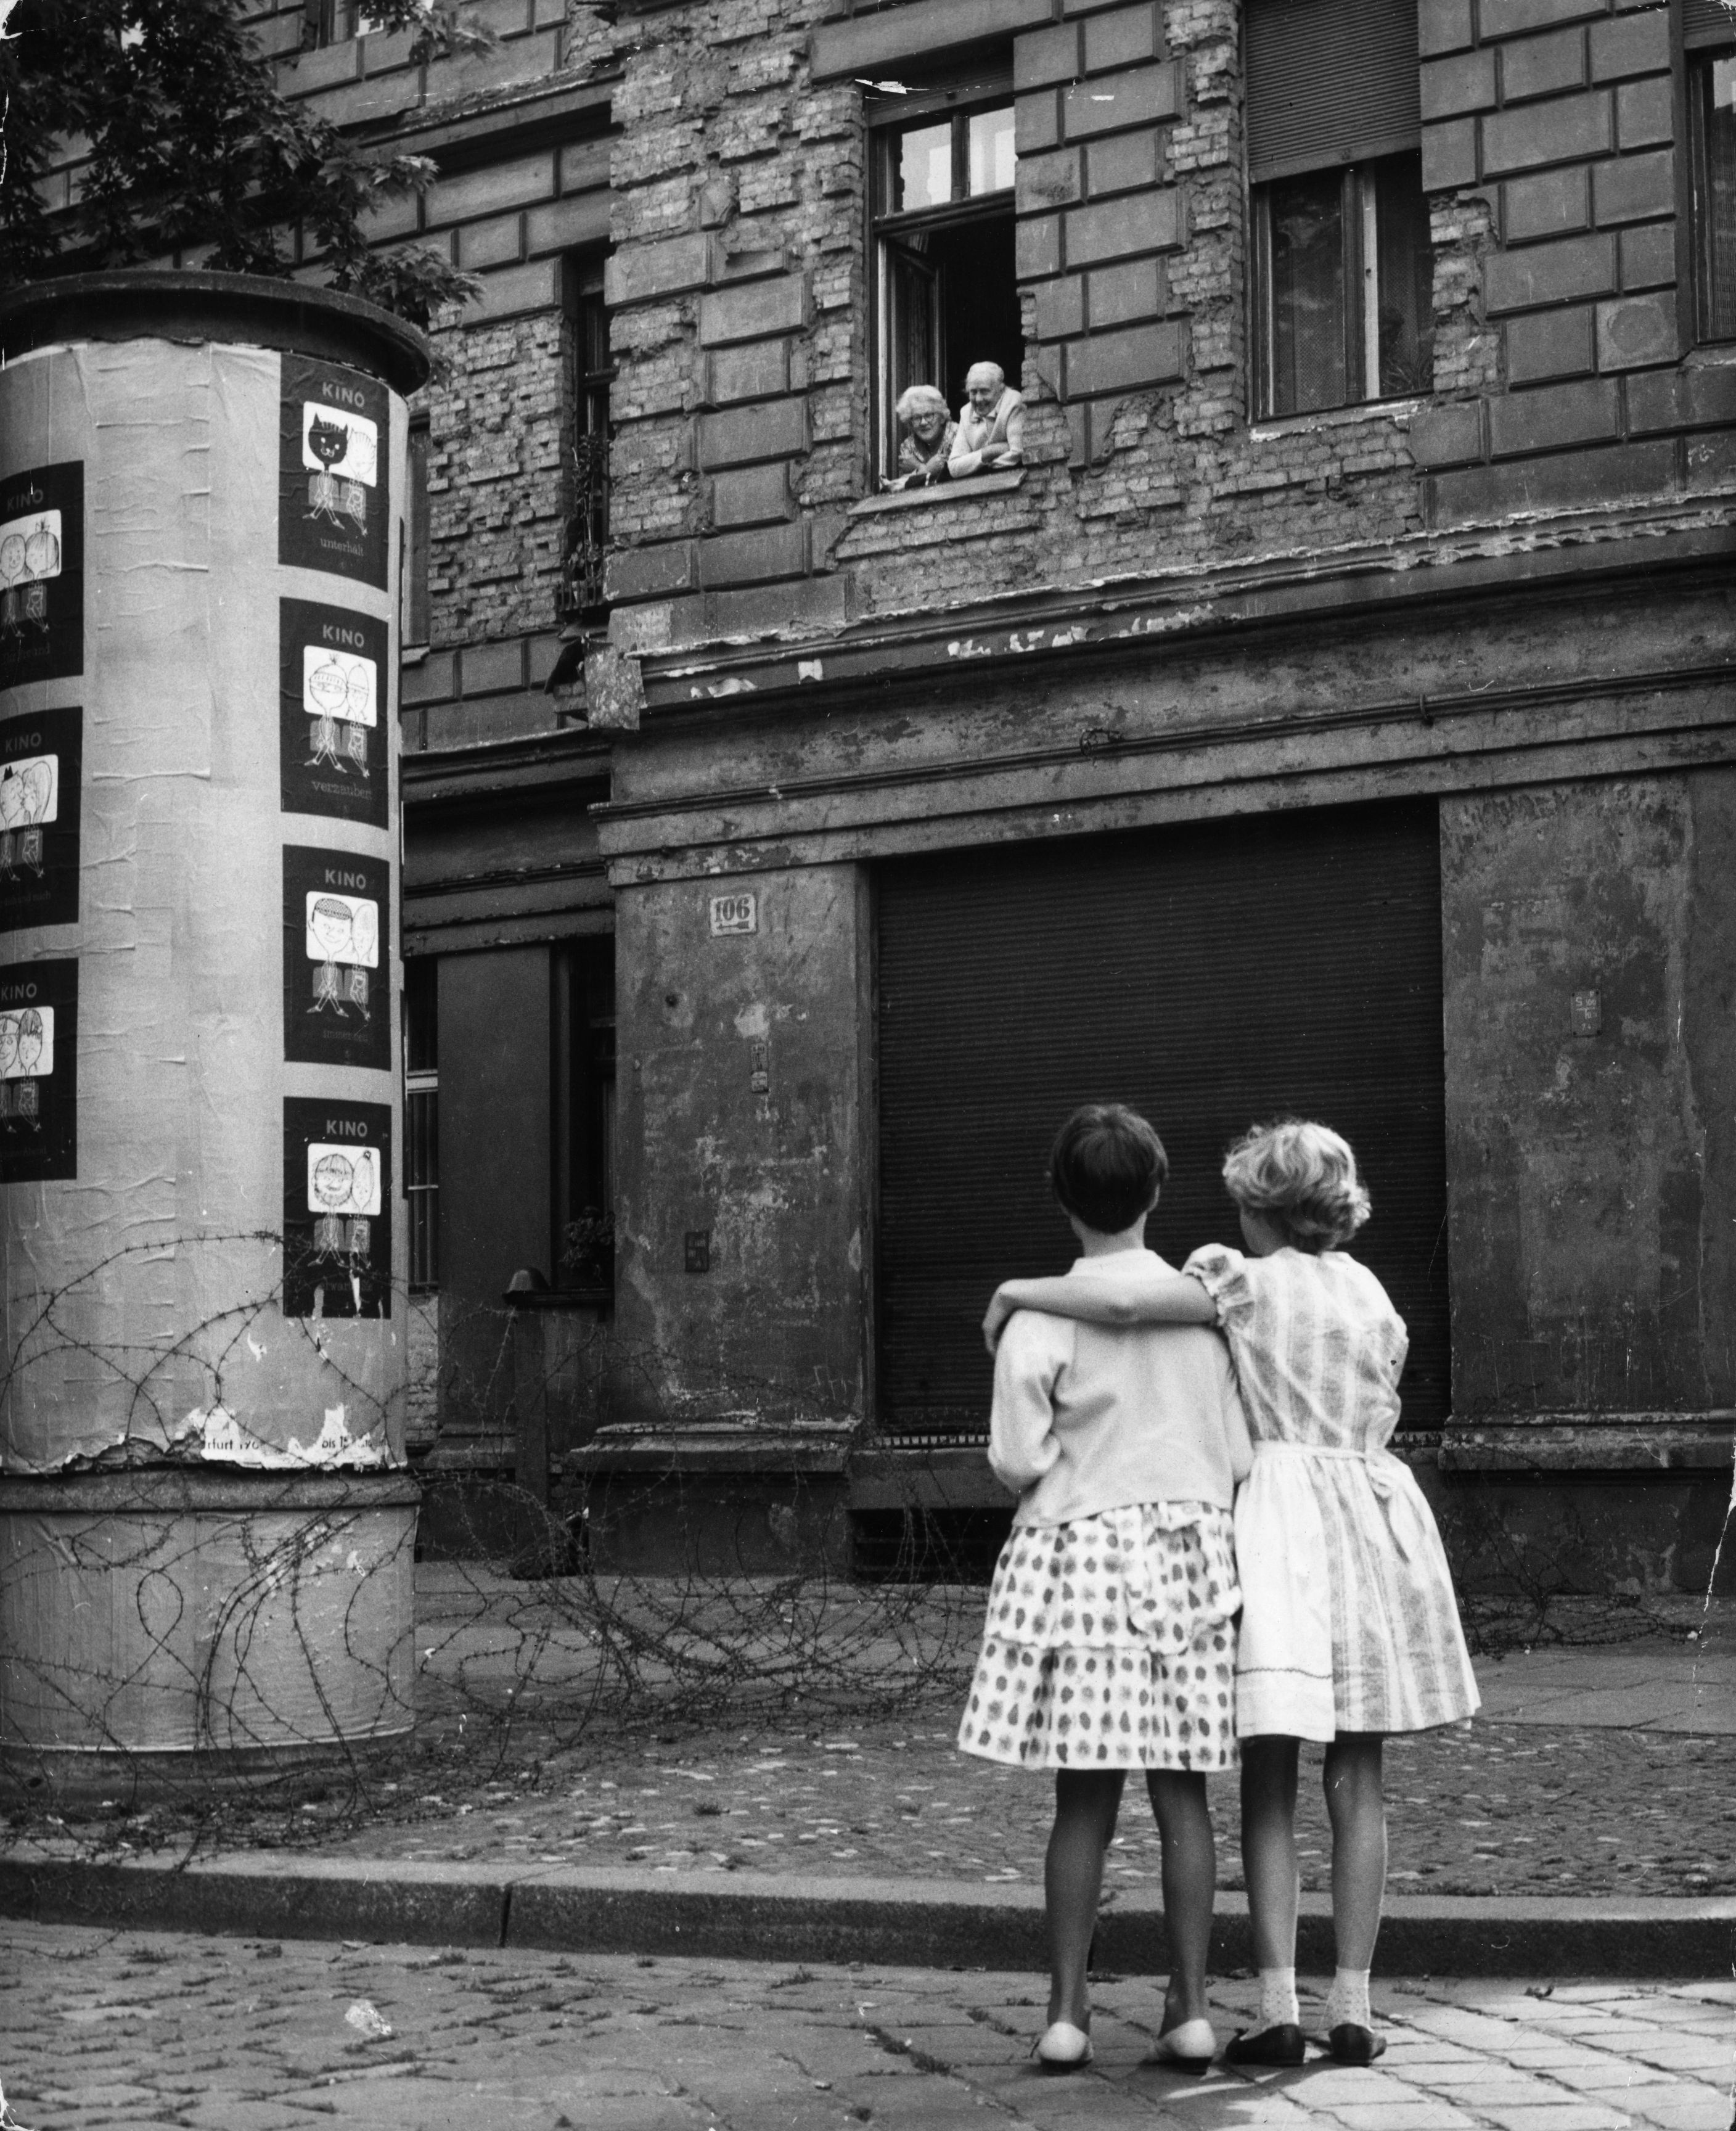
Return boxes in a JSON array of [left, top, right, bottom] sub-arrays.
[[898, 121, 954, 211], [1267, 168, 1346, 415], [404, 957, 437, 1074], [1702, 56, 1736, 339], [1374, 154, 1433, 397], [968, 107, 1015, 195]]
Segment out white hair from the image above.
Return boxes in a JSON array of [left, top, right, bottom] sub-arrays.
[[965, 361, 1005, 389], [894, 384, 951, 423], [1221, 1119, 1372, 1251]]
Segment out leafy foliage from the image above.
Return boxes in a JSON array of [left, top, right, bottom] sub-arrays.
[[0, 0, 488, 327]]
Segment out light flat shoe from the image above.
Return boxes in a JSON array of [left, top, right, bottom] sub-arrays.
[[1148, 2016, 1216, 2074], [1035, 2020, 1093, 2072]]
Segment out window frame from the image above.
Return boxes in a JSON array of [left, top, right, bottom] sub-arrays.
[[1250, 152, 1431, 421], [1685, 36, 1736, 343], [403, 957, 438, 1295], [867, 75, 1018, 485], [562, 251, 615, 625]]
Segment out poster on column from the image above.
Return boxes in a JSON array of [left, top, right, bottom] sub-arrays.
[[282, 845, 390, 1073], [0, 705, 81, 932], [0, 461, 83, 691], [279, 600, 388, 829], [283, 1096, 392, 1319], [0, 956, 76, 1182], [278, 356, 390, 589]]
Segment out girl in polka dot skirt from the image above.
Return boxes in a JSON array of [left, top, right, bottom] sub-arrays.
[[985, 1120, 1481, 2069], [960, 1104, 1253, 2075]]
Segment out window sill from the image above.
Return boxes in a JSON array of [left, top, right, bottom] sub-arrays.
[[402, 642, 430, 665], [849, 469, 1026, 518], [1249, 397, 1426, 441]]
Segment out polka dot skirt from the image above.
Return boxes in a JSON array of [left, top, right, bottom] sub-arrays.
[[957, 1502, 1240, 1773]]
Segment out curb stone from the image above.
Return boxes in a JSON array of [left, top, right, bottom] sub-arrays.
[[2, 1852, 1733, 1977]]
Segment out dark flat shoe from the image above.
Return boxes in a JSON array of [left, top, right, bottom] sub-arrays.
[[1224, 2022, 1306, 2067], [1327, 2022, 1385, 2064]]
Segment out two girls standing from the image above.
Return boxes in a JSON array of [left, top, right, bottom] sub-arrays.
[[964, 1110, 1480, 2071]]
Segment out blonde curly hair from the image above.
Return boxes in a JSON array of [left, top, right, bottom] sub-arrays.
[[1221, 1119, 1371, 1252]]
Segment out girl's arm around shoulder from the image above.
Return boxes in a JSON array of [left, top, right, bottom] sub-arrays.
[[981, 1263, 1216, 1354]]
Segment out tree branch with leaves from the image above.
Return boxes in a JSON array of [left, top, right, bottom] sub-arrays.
[[1, 0, 491, 327]]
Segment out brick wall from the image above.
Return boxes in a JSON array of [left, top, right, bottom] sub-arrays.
[[1411, 0, 1736, 519]]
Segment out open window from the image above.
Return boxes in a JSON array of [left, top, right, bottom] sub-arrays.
[[302, 0, 380, 47], [1686, 0, 1736, 342], [562, 253, 613, 624], [1245, 0, 1431, 417], [869, 70, 1023, 483]]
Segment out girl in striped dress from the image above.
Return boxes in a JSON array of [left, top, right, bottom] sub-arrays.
[[983, 1120, 1480, 2069]]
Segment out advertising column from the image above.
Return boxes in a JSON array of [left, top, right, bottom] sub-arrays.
[[0, 274, 427, 1786]]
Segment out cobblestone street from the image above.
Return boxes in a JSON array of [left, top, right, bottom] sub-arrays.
[[1, 1921, 1731, 2131]]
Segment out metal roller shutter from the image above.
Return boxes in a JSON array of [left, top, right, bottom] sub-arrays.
[[876, 799, 1449, 1438], [1245, 0, 1423, 183]]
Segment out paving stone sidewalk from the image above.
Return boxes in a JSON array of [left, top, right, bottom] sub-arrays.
[[1, 1919, 1731, 2131], [18, 1587, 1730, 1905]]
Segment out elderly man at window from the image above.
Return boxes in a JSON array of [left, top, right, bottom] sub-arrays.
[[948, 361, 1025, 478], [886, 384, 958, 490]]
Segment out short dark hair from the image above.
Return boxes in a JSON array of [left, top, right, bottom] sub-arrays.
[[1049, 1103, 1168, 1233]]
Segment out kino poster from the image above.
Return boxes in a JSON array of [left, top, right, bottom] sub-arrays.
[[0, 704, 80, 933], [280, 599, 388, 829], [0, 461, 84, 691], [283, 1096, 392, 1319], [0, 956, 76, 1182], [278, 356, 389, 590], [282, 845, 390, 1073]]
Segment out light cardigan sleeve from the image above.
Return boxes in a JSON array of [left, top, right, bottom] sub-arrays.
[[988, 1310, 1072, 1497]]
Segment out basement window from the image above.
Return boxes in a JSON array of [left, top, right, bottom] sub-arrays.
[[1686, 1, 1736, 342], [869, 70, 1024, 485], [1245, 0, 1431, 417]]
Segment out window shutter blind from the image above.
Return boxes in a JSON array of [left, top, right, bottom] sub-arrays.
[[1684, 0, 1736, 49], [1246, 0, 1423, 183], [876, 800, 1451, 1438]]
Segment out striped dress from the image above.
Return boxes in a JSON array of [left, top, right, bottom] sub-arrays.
[[1185, 1243, 1480, 1741]]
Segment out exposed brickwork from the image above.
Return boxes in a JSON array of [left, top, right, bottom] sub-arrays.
[[42, 0, 1733, 708]]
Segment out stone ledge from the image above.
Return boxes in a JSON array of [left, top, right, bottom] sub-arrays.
[[848, 469, 1028, 517], [569, 1416, 862, 1475], [1440, 1413, 1736, 1472]]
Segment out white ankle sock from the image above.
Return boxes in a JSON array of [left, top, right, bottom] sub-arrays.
[[1324, 1967, 1372, 2030], [1258, 1967, 1299, 2029]]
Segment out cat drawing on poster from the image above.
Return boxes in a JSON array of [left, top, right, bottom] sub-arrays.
[[279, 358, 389, 589]]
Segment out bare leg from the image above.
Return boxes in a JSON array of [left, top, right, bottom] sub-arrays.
[[1239, 1735, 1301, 1972], [1145, 1770, 1214, 2029], [1046, 1769, 1124, 2029], [1322, 1733, 1386, 1971]]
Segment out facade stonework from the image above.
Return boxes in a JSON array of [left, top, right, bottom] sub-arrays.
[[34, 0, 1736, 1585]]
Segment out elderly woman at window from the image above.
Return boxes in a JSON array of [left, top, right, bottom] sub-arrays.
[[885, 384, 958, 489], [949, 361, 1025, 478]]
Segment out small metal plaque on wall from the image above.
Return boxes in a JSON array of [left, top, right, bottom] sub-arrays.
[[709, 892, 756, 936], [684, 1229, 711, 1273]]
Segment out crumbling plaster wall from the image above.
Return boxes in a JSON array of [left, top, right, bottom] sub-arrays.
[[611, 864, 871, 1425], [602, 0, 1438, 646], [1442, 769, 1736, 1416]]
